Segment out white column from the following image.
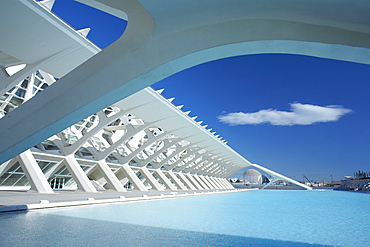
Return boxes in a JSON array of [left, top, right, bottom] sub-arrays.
[[199, 175, 215, 189], [139, 167, 165, 191], [221, 178, 234, 189], [167, 171, 187, 190], [96, 160, 126, 192], [214, 177, 229, 189], [0, 158, 15, 177], [121, 163, 148, 191], [177, 172, 197, 190], [63, 154, 97, 192], [204, 176, 219, 189], [154, 170, 177, 191], [193, 175, 210, 190], [208, 176, 223, 189], [185, 173, 204, 190], [17, 150, 54, 194]]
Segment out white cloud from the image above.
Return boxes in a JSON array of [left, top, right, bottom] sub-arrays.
[[218, 103, 352, 126]]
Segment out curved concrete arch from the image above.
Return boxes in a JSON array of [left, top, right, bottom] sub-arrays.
[[2, 0, 370, 165]]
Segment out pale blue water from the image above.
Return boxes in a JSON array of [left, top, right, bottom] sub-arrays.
[[0, 190, 369, 246]]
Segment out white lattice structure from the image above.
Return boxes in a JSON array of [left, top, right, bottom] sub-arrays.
[[0, 69, 310, 193]]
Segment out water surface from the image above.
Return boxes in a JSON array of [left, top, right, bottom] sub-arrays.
[[0, 190, 368, 246]]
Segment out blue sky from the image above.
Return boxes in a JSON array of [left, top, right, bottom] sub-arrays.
[[51, 0, 370, 181]]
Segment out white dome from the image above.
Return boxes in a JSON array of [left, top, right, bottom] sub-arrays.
[[242, 169, 262, 184]]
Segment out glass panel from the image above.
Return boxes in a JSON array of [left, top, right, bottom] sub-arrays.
[[37, 161, 57, 173], [34, 78, 42, 87], [21, 79, 29, 89], [0, 94, 8, 101], [9, 97, 23, 107], [13, 175, 29, 186], [35, 70, 44, 80], [15, 88, 26, 98]]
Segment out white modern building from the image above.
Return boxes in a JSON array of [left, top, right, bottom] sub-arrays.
[[3, 0, 368, 194], [242, 169, 263, 185]]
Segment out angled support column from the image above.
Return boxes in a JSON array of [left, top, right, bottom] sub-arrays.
[[217, 177, 231, 189], [193, 175, 210, 190], [63, 154, 97, 192], [0, 158, 16, 177], [139, 167, 165, 191], [167, 171, 187, 190], [174, 151, 203, 172], [223, 178, 235, 189], [202, 176, 218, 189], [96, 160, 126, 192], [199, 175, 216, 189], [154, 170, 177, 191], [184, 173, 203, 190], [44, 160, 64, 180], [208, 177, 223, 189], [211, 177, 225, 189], [215, 177, 230, 189], [177, 172, 196, 190], [121, 164, 148, 191], [261, 177, 280, 189], [17, 150, 54, 194]]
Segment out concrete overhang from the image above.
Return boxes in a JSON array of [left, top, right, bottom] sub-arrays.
[[0, 0, 100, 78]]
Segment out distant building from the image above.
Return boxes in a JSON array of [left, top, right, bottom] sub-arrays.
[[242, 169, 263, 184]]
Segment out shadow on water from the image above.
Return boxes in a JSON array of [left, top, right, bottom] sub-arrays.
[[0, 211, 332, 247]]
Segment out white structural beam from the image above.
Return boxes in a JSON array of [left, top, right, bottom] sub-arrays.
[[154, 170, 177, 191], [220, 178, 234, 189], [208, 177, 223, 190], [0, 0, 101, 96], [199, 176, 216, 190], [96, 160, 126, 192], [0, 159, 15, 177], [202, 176, 218, 190], [167, 171, 187, 190], [120, 164, 148, 191], [212, 177, 226, 189], [63, 154, 97, 192], [251, 163, 312, 190], [193, 175, 210, 190], [139, 167, 164, 191], [177, 172, 197, 190], [17, 150, 54, 194], [2, 0, 370, 167], [184, 173, 204, 190]]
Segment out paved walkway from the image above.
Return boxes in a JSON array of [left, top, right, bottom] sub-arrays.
[[0, 189, 245, 213]]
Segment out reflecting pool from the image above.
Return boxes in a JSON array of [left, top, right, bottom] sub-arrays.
[[0, 190, 369, 246]]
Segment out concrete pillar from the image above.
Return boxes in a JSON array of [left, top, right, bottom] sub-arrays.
[[214, 177, 229, 189], [96, 160, 126, 192], [208, 176, 223, 189], [154, 170, 177, 191], [177, 172, 197, 190], [17, 150, 54, 194], [63, 154, 97, 192], [199, 175, 215, 189], [221, 178, 234, 189], [185, 173, 203, 190], [167, 171, 187, 190], [121, 163, 148, 191], [203, 176, 219, 189], [193, 175, 210, 190], [139, 167, 165, 191]]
